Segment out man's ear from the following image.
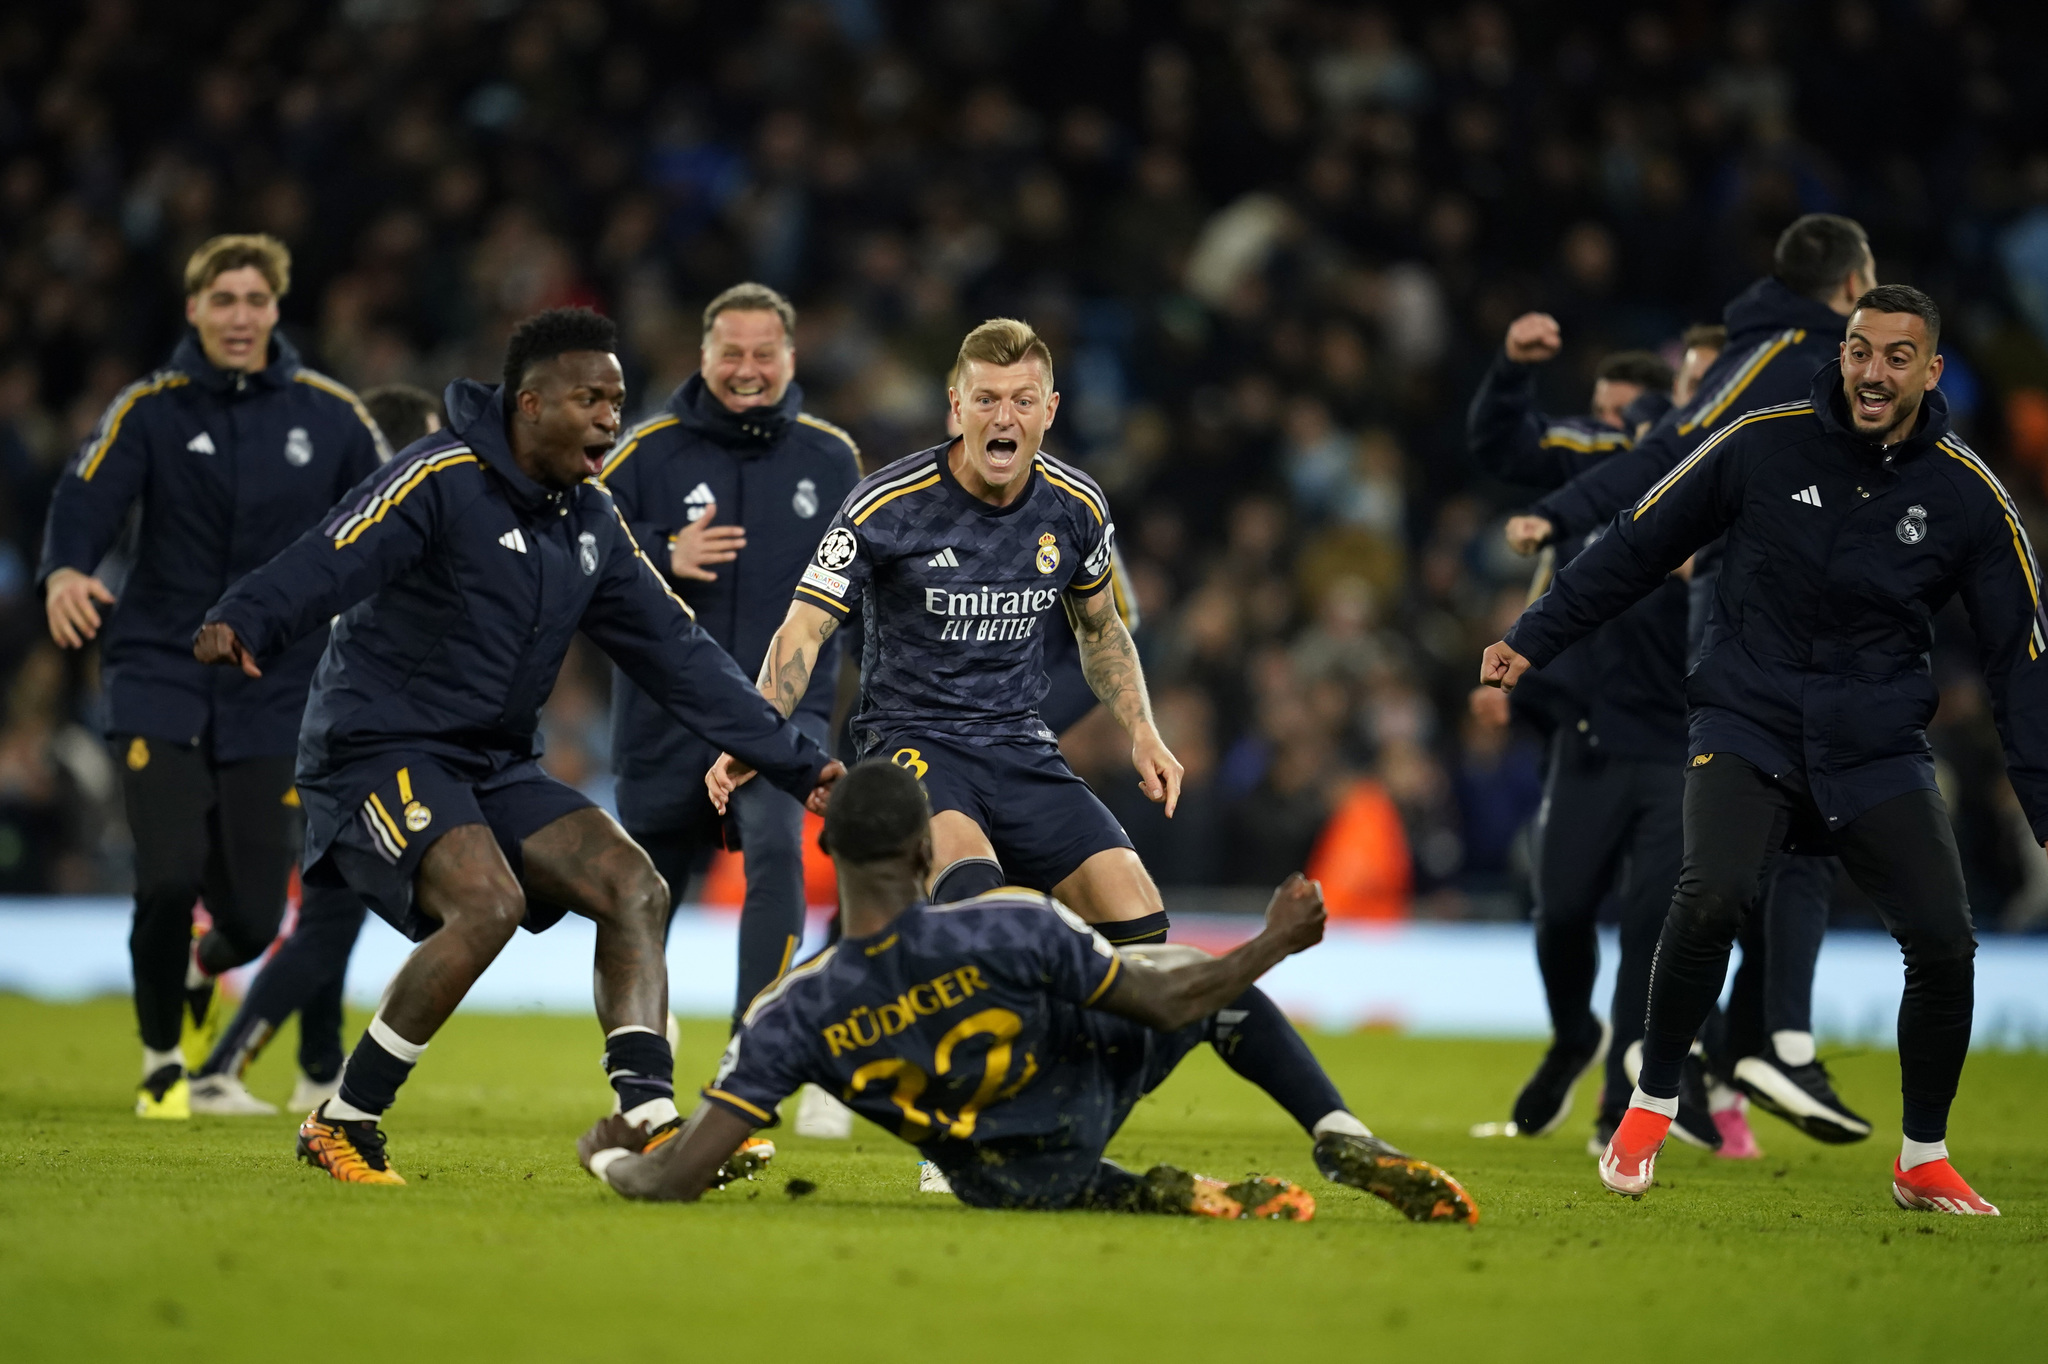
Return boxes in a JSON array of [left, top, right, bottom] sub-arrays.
[[1925, 352, 1945, 391], [515, 385, 541, 420]]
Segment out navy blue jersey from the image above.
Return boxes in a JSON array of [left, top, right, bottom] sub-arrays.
[[793, 442, 1115, 745], [702, 890, 1123, 1144]]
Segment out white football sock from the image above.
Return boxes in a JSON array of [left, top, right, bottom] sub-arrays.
[[1900, 1136, 1948, 1171], [368, 1013, 429, 1064], [1771, 1030, 1816, 1066], [142, 1047, 183, 1079], [1627, 1086, 1679, 1119], [1311, 1110, 1372, 1139], [324, 1094, 380, 1121], [624, 1097, 679, 1130], [1706, 1081, 1744, 1114], [184, 948, 209, 991]]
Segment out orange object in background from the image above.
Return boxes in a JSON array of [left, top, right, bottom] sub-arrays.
[[2006, 388, 2048, 494], [1306, 777, 1413, 920], [697, 809, 839, 909]]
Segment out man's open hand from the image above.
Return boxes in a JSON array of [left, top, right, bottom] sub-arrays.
[[1479, 640, 1531, 692], [1504, 312, 1563, 364], [577, 1113, 643, 1175], [1131, 722, 1185, 817], [706, 752, 755, 814], [1263, 873, 1326, 954], [669, 502, 747, 582], [193, 621, 263, 678], [1505, 514, 1554, 555], [44, 567, 116, 649]]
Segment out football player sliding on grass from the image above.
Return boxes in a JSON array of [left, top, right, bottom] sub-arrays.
[[578, 759, 1478, 1223]]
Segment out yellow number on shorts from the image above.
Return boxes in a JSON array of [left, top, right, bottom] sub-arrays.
[[933, 1008, 1024, 1139], [891, 747, 929, 779], [845, 1057, 933, 1140]]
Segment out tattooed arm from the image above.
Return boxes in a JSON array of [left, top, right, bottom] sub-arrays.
[[707, 600, 840, 812], [1068, 587, 1184, 816]]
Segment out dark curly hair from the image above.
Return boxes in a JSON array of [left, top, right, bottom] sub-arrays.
[[821, 760, 930, 864], [502, 307, 618, 393], [1854, 284, 1941, 347]]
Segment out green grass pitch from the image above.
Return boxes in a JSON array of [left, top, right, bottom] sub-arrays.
[[2, 995, 2044, 1362]]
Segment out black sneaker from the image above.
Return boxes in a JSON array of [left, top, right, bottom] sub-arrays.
[[1511, 1017, 1610, 1136], [1668, 1053, 1724, 1151], [1733, 1051, 1872, 1143]]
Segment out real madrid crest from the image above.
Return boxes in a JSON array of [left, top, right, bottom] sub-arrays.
[[793, 477, 819, 519], [1035, 531, 1059, 575], [284, 426, 313, 467], [1896, 504, 1928, 545], [404, 800, 433, 832], [578, 530, 599, 574]]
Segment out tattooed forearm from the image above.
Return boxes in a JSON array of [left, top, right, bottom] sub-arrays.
[[1072, 594, 1153, 734], [754, 605, 841, 718]]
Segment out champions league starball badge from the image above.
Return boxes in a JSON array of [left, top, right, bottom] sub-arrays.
[[1035, 531, 1059, 574], [817, 527, 857, 569], [1897, 504, 1928, 544]]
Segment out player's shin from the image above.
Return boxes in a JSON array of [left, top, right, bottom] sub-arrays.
[[1207, 987, 1349, 1134]]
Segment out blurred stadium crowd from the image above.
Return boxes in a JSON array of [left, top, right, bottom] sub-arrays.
[[3, 0, 2048, 927]]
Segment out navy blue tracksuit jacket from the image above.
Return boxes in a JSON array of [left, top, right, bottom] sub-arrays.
[[1468, 354, 1688, 761], [1528, 278, 1851, 544], [202, 380, 832, 869], [1506, 365, 2048, 841], [597, 376, 860, 825], [37, 333, 388, 759]]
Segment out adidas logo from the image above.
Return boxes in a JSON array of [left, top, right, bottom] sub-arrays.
[[1791, 485, 1823, 507], [927, 547, 960, 568], [186, 432, 216, 455], [683, 481, 715, 523], [499, 528, 528, 553]]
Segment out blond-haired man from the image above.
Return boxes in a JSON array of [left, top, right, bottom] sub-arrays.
[[38, 233, 388, 1119]]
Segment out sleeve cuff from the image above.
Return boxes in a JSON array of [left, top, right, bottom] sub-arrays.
[[793, 581, 853, 617], [702, 1087, 778, 1127], [1066, 570, 1111, 596]]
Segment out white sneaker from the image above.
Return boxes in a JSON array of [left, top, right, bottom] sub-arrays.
[[188, 1074, 278, 1116], [793, 1084, 855, 1139], [288, 1070, 342, 1112], [918, 1160, 953, 1194]]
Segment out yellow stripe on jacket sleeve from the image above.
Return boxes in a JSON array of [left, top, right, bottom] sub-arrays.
[[333, 453, 478, 546], [1942, 443, 2048, 658], [80, 375, 189, 480], [1633, 405, 1810, 520], [1678, 331, 1803, 435]]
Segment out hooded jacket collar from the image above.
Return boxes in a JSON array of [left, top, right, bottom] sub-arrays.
[[1721, 276, 1851, 348], [670, 372, 802, 450], [1809, 359, 1952, 463], [174, 329, 301, 395], [443, 378, 557, 510]]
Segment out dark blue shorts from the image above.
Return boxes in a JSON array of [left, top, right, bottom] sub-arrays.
[[301, 751, 594, 943], [927, 1010, 1207, 1210], [859, 730, 1133, 891]]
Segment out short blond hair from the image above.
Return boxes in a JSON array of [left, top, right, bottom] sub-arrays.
[[184, 234, 291, 298], [953, 317, 1053, 391]]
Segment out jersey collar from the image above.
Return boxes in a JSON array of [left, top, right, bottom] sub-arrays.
[[937, 437, 1038, 517]]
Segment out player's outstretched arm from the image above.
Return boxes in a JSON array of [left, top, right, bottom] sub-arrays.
[[707, 598, 840, 811], [578, 1103, 756, 1202], [1069, 586, 1184, 815], [1094, 873, 1325, 1032]]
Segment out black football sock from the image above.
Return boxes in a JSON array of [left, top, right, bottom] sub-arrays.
[[1207, 987, 1346, 1134], [332, 1015, 427, 1119], [605, 1026, 676, 1123], [930, 857, 1005, 903], [1097, 912, 1169, 946]]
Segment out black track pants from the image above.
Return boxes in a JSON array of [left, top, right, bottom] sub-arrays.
[[196, 881, 367, 1082], [1641, 755, 1975, 1141], [120, 739, 299, 1052], [1718, 850, 1835, 1067], [1529, 728, 1683, 1112]]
